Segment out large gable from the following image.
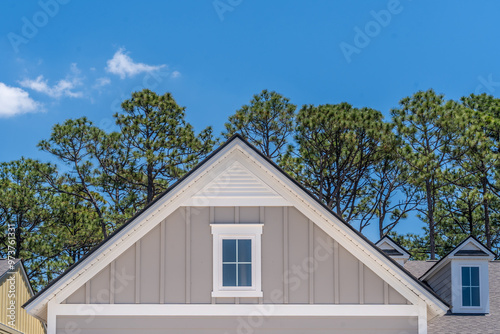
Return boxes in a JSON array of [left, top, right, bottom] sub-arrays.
[[24, 135, 448, 324]]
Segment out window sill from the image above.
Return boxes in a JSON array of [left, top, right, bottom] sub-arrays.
[[212, 290, 263, 298], [452, 306, 487, 314]]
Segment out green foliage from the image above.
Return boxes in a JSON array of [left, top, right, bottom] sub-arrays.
[[282, 103, 392, 229], [0, 159, 102, 291], [224, 89, 296, 160], [0, 159, 52, 259], [366, 132, 422, 239], [118, 89, 215, 203], [391, 89, 465, 259]]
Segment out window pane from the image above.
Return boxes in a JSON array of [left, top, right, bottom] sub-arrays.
[[223, 239, 236, 262], [471, 267, 480, 286], [462, 287, 471, 306], [223, 264, 236, 286], [238, 239, 252, 262], [462, 267, 470, 286], [238, 264, 252, 286], [471, 287, 480, 306]]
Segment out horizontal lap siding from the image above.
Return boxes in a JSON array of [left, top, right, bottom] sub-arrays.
[[65, 206, 408, 306], [427, 263, 451, 305], [57, 316, 418, 334]]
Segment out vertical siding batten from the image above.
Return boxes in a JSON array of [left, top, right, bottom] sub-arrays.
[[384, 282, 389, 304], [359, 263, 364, 304], [308, 220, 314, 304], [185, 207, 191, 304], [135, 241, 140, 304], [160, 220, 166, 304], [210, 206, 215, 305], [259, 206, 264, 305], [85, 281, 90, 304], [333, 240, 339, 304], [110, 261, 115, 304], [283, 206, 289, 304]]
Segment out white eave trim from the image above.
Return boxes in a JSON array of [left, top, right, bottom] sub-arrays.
[[0, 322, 23, 334], [53, 304, 420, 317]]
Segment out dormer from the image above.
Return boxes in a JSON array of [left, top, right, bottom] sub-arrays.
[[375, 236, 411, 265], [420, 236, 496, 314]]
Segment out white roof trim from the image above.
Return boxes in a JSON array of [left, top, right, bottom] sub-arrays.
[[25, 137, 448, 321], [0, 322, 23, 334]]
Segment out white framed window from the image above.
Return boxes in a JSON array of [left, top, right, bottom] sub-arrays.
[[461, 266, 480, 307], [451, 260, 490, 314], [211, 224, 263, 297]]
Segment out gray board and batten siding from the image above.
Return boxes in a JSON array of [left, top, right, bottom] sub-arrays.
[[65, 206, 409, 306]]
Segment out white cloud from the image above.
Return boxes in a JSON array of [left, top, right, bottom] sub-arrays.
[[19, 63, 83, 99], [93, 77, 111, 88], [106, 48, 166, 79], [0, 82, 41, 117], [171, 71, 181, 79]]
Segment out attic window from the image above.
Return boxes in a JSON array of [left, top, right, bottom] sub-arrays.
[[211, 224, 263, 297], [461, 266, 480, 307], [222, 239, 252, 287]]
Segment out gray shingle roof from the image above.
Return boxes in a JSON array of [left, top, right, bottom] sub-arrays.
[[0, 259, 21, 280], [404, 260, 438, 278], [405, 261, 500, 334]]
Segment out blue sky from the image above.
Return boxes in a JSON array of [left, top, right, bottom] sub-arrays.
[[1, 0, 500, 241]]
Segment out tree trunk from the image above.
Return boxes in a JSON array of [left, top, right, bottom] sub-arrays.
[[426, 180, 436, 260], [468, 201, 474, 236], [15, 218, 22, 258], [379, 202, 386, 239], [482, 176, 491, 248], [147, 163, 154, 204]]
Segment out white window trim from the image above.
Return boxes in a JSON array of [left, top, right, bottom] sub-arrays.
[[211, 224, 263, 298], [451, 259, 489, 314], [459, 265, 481, 308]]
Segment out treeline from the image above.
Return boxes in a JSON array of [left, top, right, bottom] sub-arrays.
[[1, 89, 499, 290]]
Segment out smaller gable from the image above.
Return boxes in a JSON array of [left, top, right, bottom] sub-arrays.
[[449, 237, 496, 259], [375, 236, 410, 265]]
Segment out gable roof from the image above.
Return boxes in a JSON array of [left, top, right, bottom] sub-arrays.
[[0, 259, 21, 281], [0, 259, 34, 298], [375, 236, 412, 258], [420, 236, 496, 281], [23, 134, 449, 320]]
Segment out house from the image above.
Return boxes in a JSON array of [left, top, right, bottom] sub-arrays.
[[0, 259, 45, 334], [23, 135, 497, 334], [405, 237, 498, 334]]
